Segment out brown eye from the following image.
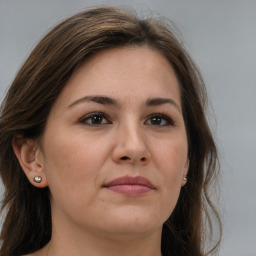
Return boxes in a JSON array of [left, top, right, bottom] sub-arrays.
[[145, 114, 174, 126], [151, 116, 162, 125], [90, 115, 104, 124], [80, 113, 110, 126]]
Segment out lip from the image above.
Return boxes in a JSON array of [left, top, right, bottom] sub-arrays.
[[103, 175, 155, 196]]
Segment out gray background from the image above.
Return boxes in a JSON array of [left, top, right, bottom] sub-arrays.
[[0, 0, 255, 255]]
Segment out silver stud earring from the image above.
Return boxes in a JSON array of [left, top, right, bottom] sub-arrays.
[[33, 176, 42, 183], [183, 177, 187, 181]]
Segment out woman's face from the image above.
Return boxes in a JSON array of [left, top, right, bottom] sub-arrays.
[[39, 47, 189, 238]]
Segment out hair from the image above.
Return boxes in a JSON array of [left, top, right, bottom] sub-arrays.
[[0, 6, 221, 256]]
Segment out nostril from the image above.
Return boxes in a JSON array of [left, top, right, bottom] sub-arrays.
[[120, 156, 130, 160], [141, 157, 146, 162]]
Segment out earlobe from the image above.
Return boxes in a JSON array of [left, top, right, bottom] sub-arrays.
[[181, 159, 189, 186], [12, 136, 48, 188]]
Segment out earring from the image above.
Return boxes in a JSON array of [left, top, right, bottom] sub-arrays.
[[183, 177, 187, 181], [33, 176, 42, 183]]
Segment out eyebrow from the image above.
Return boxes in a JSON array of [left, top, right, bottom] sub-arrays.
[[68, 95, 181, 112], [146, 97, 181, 112], [68, 95, 119, 108]]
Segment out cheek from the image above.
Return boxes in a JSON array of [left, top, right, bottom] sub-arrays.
[[42, 130, 111, 194], [153, 136, 188, 173], [151, 137, 187, 209]]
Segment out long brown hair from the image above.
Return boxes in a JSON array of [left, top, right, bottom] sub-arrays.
[[0, 6, 221, 256]]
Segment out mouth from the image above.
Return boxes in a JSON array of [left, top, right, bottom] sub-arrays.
[[103, 175, 155, 196]]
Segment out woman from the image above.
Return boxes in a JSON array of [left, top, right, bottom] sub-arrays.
[[0, 6, 221, 256]]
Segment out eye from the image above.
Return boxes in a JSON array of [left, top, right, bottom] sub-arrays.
[[145, 113, 174, 126], [80, 112, 111, 126]]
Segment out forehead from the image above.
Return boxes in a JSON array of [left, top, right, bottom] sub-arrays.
[[53, 46, 181, 108]]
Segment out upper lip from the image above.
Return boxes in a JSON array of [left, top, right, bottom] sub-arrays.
[[104, 175, 155, 189]]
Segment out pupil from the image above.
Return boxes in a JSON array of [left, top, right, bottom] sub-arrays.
[[152, 117, 161, 125], [92, 115, 102, 124]]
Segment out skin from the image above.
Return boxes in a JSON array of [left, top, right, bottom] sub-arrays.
[[14, 46, 189, 256]]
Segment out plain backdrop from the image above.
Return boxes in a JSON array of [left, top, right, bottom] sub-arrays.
[[0, 0, 256, 255]]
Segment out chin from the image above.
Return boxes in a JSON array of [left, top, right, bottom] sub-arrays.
[[99, 206, 165, 235]]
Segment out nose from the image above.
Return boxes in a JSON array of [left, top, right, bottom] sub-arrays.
[[112, 123, 151, 165]]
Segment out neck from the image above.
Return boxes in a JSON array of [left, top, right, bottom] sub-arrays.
[[43, 202, 164, 256], [45, 222, 162, 256]]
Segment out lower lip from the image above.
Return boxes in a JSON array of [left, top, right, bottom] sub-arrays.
[[105, 184, 153, 196]]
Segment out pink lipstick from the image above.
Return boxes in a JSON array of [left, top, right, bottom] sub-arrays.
[[103, 176, 155, 196]]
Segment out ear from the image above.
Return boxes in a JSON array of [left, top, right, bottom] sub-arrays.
[[12, 136, 48, 188], [181, 159, 189, 186]]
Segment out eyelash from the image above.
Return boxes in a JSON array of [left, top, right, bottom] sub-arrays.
[[80, 112, 111, 126], [145, 113, 174, 127], [80, 112, 174, 127]]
